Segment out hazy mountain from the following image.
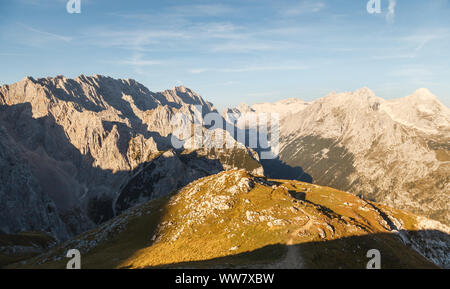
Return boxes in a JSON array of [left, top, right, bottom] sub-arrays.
[[0, 75, 262, 240], [223, 98, 308, 128], [227, 88, 450, 225], [12, 170, 449, 269]]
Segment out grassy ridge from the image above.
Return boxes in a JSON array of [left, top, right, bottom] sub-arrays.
[[9, 170, 442, 269]]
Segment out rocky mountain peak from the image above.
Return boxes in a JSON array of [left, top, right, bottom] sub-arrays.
[[278, 97, 304, 104], [395, 88, 446, 113], [24, 76, 36, 83], [320, 88, 382, 109], [354, 87, 376, 97], [159, 85, 213, 111], [409, 88, 438, 100], [379, 88, 449, 133], [173, 85, 188, 93], [236, 102, 253, 113]]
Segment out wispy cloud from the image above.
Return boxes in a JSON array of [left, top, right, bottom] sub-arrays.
[[170, 4, 235, 17], [210, 41, 293, 53], [18, 0, 93, 9], [402, 30, 449, 51], [116, 59, 162, 67], [113, 3, 234, 19], [19, 0, 67, 6], [386, 0, 396, 24], [282, 1, 326, 16], [373, 29, 449, 60], [24, 25, 72, 42], [189, 65, 308, 74], [83, 21, 304, 55], [10, 23, 73, 47], [108, 53, 165, 74], [372, 52, 416, 60], [390, 68, 433, 78], [81, 27, 189, 51], [82, 22, 246, 51]]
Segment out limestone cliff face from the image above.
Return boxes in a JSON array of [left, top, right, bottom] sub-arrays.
[[0, 75, 260, 240], [0, 126, 69, 240]]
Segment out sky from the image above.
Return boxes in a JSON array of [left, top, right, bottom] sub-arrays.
[[0, 0, 449, 111]]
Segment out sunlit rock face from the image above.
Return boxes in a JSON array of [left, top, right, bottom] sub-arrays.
[[0, 75, 261, 240]]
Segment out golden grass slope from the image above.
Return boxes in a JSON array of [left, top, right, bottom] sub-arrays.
[[0, 231, 56, 268], [10, 170, 448, 269]]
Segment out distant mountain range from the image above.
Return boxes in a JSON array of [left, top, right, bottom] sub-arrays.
[[0, 75, 448, 268], [226, 88, 450, 226]]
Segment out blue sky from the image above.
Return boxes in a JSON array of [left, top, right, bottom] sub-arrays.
[[0, 0, 449, 111]]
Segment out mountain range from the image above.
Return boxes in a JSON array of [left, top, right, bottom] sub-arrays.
[[0, 75, 448, 268], [226, 88, 450, 226], [0, 75, 261, 241]]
